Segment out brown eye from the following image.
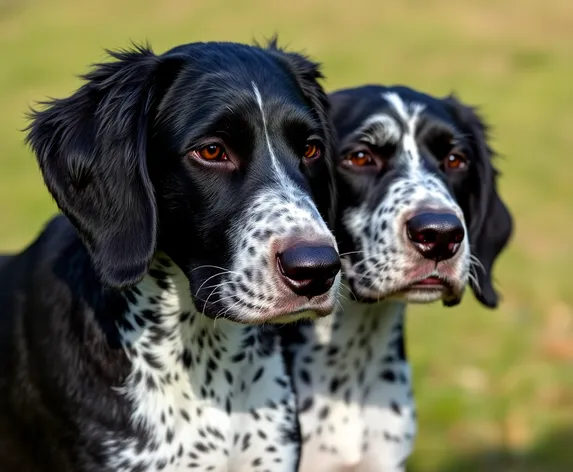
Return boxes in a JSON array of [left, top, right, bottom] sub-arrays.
[[345, 150, 374, 166], [445, 152, 467, 170], [197, 144, 227, 161], [304, 142, 321, 160]]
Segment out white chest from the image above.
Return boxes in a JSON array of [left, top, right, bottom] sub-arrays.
[[105, 274, 298, 472], [290, 302, 417, 472], [106, 364, 297, 472]]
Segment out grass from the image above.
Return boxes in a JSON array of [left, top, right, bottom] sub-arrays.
[[1, 0, 572, 470]]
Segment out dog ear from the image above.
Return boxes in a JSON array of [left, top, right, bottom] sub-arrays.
[[265, 39, 338, 229], [444, 94, 513, 308], [26, 44, 183, 289]]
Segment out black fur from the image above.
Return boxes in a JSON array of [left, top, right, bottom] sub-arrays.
[[284, 86, 513, 472], [442, 94, 513, 307], [330, 85, 513, 308], [0, 41, 337, 472]]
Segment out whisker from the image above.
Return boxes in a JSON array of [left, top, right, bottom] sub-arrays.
[[200, 284, 239, 320], [338, 281, 354, 301], [254, 299, 270, 324], [195, 270, 236, 297], [356, 260, 386, 284], [190, 264, 242, 275], [213, 298, 243, 330], [339, 250, 367, 257], [196, 280, 238, 296], [468, 268, 482, 295], [192, 282, 236, 305], [469, 254, 485, 274]]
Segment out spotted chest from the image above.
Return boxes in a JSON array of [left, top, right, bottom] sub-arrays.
[[287, 300, 416, 472], [104, 261, 299, 472]]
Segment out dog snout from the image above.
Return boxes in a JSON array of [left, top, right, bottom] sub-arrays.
[[276, 243, 341, 299], [406, 211, 465, 262]]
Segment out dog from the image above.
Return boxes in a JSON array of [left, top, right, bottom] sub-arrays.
[[284, 85, 513, 472], [0, 41, 342, 472]]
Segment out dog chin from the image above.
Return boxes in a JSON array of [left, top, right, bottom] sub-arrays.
[[262, 299, 337, 324], [396, 288, 445, 304], [394, 282, 465, 305], [264, 310, 319, 324], [350, 280, 464, 306], [236, 308, 328, 325], [214, 300, 336, 325], [257, 290, 338, 324]]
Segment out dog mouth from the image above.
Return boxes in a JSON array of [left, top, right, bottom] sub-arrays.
[[406, 275, 450, 290], [193, 283, 338, 324], [350, 274, 463, 305], [258, 292, 338, 324], [397, 275, 457, 303]]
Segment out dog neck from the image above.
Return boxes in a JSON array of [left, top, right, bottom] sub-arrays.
[[290, 282, 415, 472], [99, 253, 299, 471], [311, 284, 407, 360], [116, 254, 269, 402]]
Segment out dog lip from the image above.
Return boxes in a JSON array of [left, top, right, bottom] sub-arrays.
[[198, 292, 336, 323], [350, 274, 464, 304], [268, 290, 336, 317], [407, 276, 449, 289]]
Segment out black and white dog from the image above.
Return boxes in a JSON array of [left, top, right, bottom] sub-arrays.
[[0, 41, 342, 472], [286, 85, 513, 472]]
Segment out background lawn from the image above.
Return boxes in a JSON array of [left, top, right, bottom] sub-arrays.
[[1, 0, 572, 470]]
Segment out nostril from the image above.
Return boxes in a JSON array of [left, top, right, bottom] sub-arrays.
[[277, 245, 341, 298], [451, 228, 465, 244], [408, 228, 438, 245]]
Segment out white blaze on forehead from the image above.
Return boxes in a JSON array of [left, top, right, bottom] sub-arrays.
[[382, 92, 425, 171], [252, 81, 285, 179], [359, 114, 401, 145], [382, 92, 410, 122], [249, 82, 326, 225]]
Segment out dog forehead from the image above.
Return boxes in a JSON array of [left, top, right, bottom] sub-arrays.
[[348, 96, 464, 153], [168, 72, 313, 137], [341, 96, 423, 152], [159, 45, 298, 101], [163, 41, 278, 73], [382, 88, 461, 131], [333, 86, 456, 142], [157, 77, 314, 154]]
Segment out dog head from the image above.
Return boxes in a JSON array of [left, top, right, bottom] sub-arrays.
[[330, 85, 512, 308], [26, 41, 341, 323]]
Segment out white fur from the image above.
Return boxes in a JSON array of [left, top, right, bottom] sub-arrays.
[[292, 92, 472, 472], [105, 257, 299, 472], [293, 289, 416, 472], [252, 81, 285, 180]]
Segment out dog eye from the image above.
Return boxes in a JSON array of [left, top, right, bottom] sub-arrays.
[[303, 142, 322, 160], [345, 150, 374, 167], [196, 144, 227, 161], [444, 152, 467, 170]]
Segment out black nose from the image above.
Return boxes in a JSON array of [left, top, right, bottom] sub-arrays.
[[406, 212, 465, 262], [277, 245, 341, 298]]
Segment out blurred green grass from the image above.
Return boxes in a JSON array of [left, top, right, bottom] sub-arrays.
[[1, 0, 572, 470]]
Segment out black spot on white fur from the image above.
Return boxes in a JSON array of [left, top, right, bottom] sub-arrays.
[[0, 40, 341, 472], [284, 85, 512, 472]]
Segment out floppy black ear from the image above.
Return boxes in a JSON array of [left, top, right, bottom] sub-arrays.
[[444, 94, 513, 308], [265, 38, 338, 229], [26, 44, 181, 289]]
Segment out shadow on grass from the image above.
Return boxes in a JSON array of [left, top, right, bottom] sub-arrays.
[[410, 427, 573, 472]]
